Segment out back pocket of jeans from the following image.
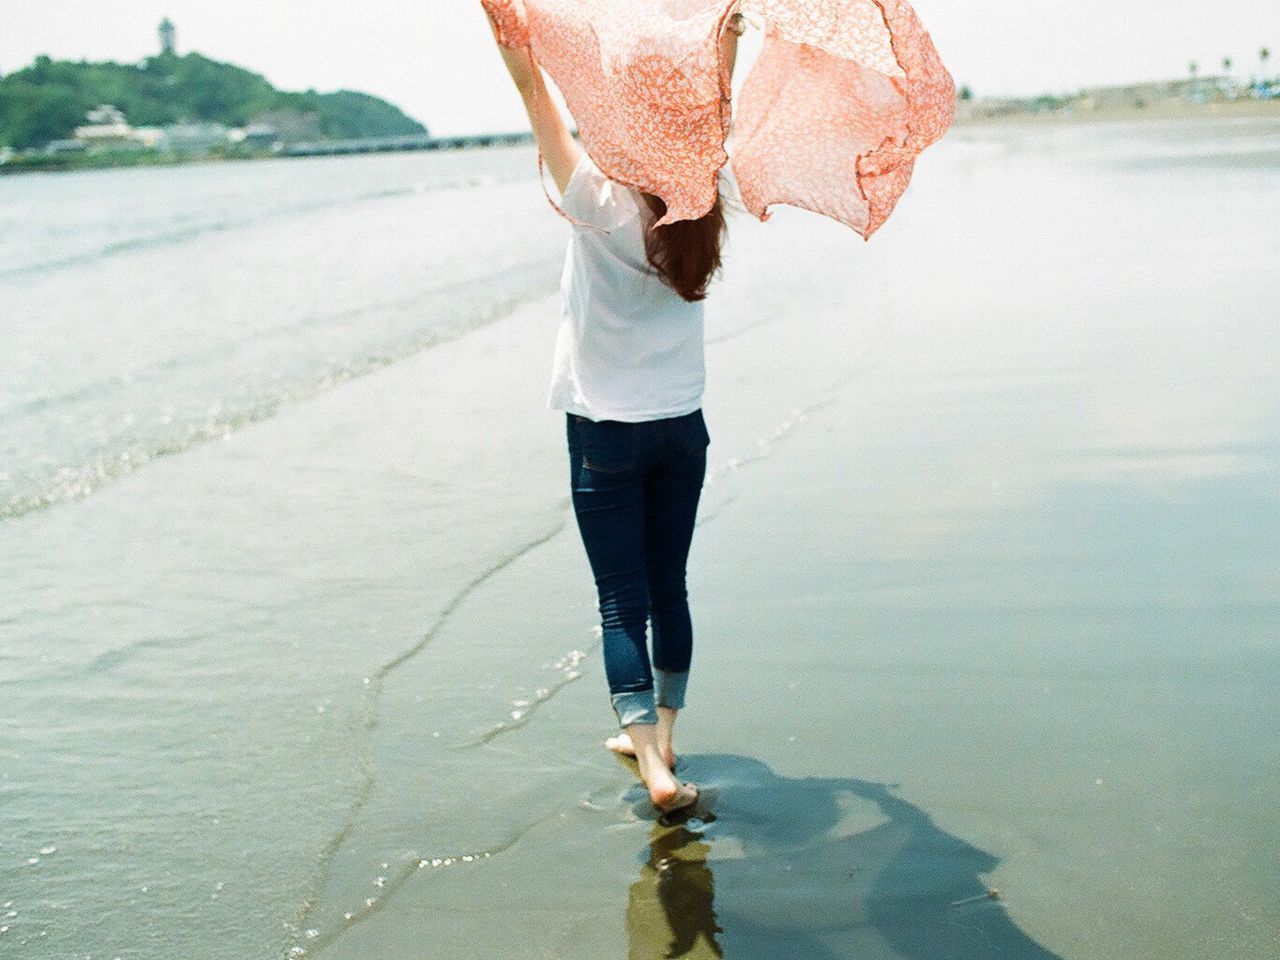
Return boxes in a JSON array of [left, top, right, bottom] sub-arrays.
[[579, 418, 637, 474]]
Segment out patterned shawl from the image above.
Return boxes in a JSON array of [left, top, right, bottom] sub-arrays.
[[482, 0, 955, 238]]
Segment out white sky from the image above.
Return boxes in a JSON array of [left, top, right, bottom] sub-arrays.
[[0, 1, 1276, 136]]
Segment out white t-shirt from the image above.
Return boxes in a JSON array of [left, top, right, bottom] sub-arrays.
[[547, 153, 707, 423]]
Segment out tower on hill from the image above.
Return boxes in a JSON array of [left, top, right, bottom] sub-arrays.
[[159, 17, 176, 56]]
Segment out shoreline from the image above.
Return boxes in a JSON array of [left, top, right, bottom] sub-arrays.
[[6, 100, 1276, 177], [0, 147, 272, 177], [955, 96, 1280, 127], [0, 135, 533, 177]]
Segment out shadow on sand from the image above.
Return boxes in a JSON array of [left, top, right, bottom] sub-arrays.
[[622, 753, 1067, 960]]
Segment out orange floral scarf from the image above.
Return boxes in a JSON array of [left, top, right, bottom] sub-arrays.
[[483, 0, 955, 238]]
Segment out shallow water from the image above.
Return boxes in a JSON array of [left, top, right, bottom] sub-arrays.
[[1, 118, 1278, 959], [0, 149, 563, 517]]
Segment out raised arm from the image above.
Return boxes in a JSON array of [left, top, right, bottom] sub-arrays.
[[485, 7, 748, 197], [485, 10, 583, 196]]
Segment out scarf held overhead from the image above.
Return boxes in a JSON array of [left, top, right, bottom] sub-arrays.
[[483, 0, 956, 238]]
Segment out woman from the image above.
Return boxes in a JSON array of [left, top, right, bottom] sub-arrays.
[[487, 9, 746, 815]]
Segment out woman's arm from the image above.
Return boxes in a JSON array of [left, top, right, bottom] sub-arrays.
[[722, 12, 746, 81], [485, 8, 748, 195], [485, 11, 583, 196]]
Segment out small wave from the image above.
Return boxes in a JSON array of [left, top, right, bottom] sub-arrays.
[[5, 265, 546, 422], [453, 637, 600, 748], [286, 512, 570, 953], [702, 355, 869, 495], [0, 273, 558, 520], [0, 174, 531, 280], [283, 814, 560, 958], [0, 629, 211, 688]]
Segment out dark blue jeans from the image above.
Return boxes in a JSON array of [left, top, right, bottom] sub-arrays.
[[566, 409, 710, 727]]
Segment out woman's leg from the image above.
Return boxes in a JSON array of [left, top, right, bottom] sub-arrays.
[[567, 415, 698, 811], [601, 454, 699, 768], [644, 411, 709, 768], [645, 412, 708, 709], [566, 415, 657, 728]]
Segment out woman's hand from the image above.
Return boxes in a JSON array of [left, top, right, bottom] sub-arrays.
[[721, 12, 747, 81], [483, 4, 582, 195], [485, 6, 539, 94]]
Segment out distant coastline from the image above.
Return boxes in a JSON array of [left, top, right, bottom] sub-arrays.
[[0, 130, 536, 177], [4, 20, 1276, 178], [954, 75, 1280, 125], [0, 18, 437, 175]]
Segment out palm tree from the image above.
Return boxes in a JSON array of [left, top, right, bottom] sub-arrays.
[[1262, 47, 1272, 77], [1222, 55, 1233, 75], [1188, 60, 1198, 78]]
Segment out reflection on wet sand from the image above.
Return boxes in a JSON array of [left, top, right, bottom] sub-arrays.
[[625, 755, 1065, 959], [628, 827, 724, 959]]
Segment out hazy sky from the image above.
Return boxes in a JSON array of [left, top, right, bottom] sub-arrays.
[[1, 1, 1275, 136]]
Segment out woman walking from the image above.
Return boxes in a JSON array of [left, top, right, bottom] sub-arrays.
[[487, 10, 746, 816]]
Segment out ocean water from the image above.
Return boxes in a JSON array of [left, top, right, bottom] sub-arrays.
[[1, 120, 1278, 960], [0, 149, 564, 517]]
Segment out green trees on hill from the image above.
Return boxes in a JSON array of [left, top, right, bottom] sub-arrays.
[[0, 52, 426, 149]]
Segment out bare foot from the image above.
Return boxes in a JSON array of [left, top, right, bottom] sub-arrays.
[[604, 705, 680, 769], [650, 777, 698, 815], [623, 722, 698, 815], [605, 732, 676, 770]]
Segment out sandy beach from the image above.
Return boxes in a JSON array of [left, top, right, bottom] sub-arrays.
[[956, 94, 1280, 127], [2, 116, 1278, 959]]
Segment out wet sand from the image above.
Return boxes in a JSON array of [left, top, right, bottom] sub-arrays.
[[3, 117, 1277, 959], [305, 118, 1279, 958]]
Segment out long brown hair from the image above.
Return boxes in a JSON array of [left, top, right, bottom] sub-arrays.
[[636, 190, 727, 303]]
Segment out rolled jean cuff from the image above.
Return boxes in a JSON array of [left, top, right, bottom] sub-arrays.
[[655, 669, 689, 710], [611, 688, 658, 727]]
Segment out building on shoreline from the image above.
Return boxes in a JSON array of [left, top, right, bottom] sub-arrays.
[[73, 105, 164, 150]]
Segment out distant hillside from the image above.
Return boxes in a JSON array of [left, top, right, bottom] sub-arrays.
[[0, 52, 426, 149]]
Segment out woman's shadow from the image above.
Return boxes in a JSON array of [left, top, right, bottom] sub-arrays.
[[622, 753, 1066, 960]]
